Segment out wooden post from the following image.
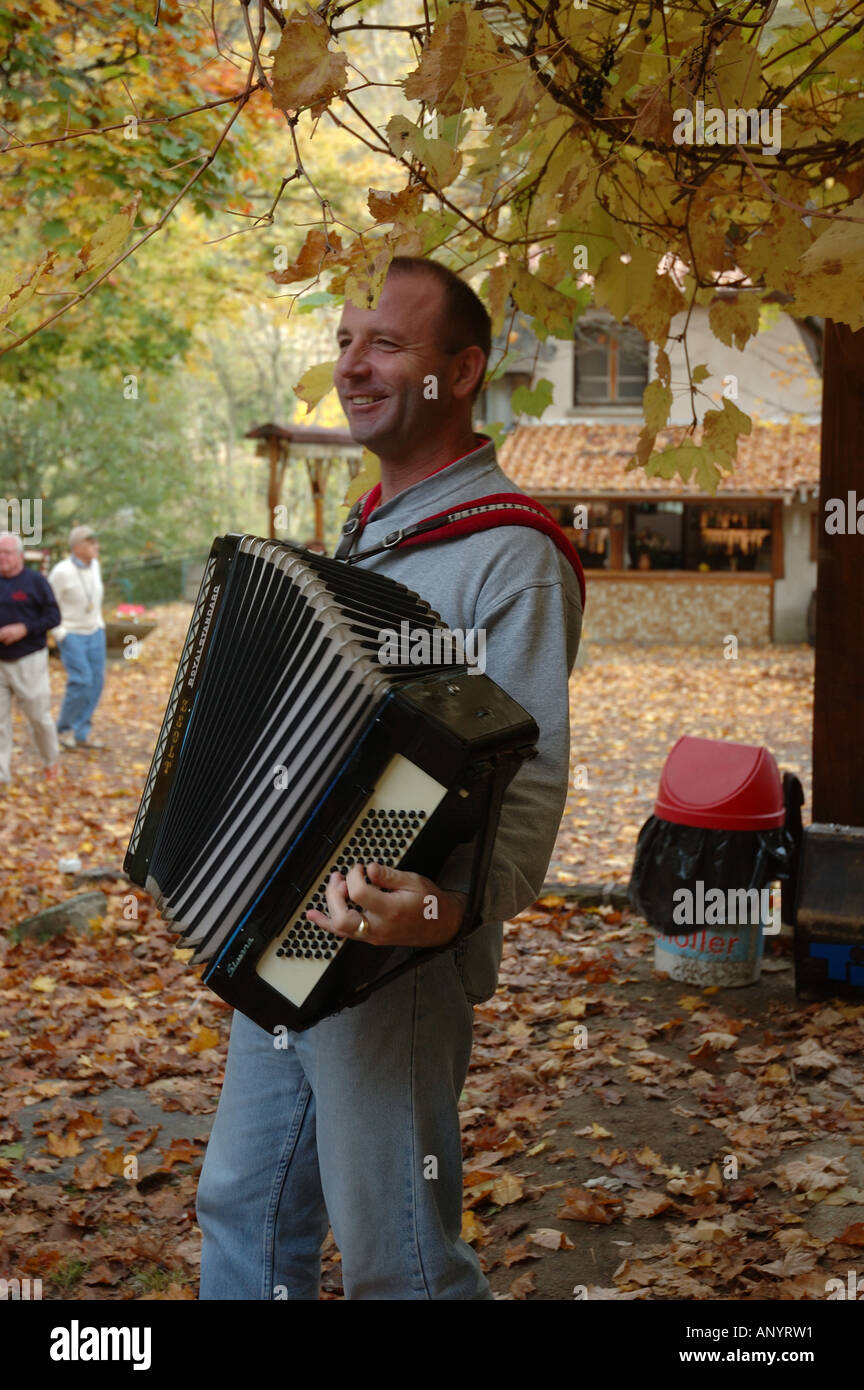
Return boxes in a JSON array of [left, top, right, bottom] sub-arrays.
[[812, 320, 864, 827], [267, 436, 281, 539], [305, 458, 333, 545], [609, 504, 626, 570]]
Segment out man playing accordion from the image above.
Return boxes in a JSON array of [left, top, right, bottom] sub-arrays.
[[196, 256, 583, 1300]]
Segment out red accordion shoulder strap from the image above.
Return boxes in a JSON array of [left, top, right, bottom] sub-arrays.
[[335, 491, 586, 609]]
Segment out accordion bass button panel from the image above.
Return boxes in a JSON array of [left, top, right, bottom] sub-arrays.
[[255, 755, 446, 1007]]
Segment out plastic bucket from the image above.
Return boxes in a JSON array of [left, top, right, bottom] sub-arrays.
[[654, 920, 765, 986]]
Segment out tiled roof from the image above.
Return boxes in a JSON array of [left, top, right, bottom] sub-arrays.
[[497, 421, 821, 497]]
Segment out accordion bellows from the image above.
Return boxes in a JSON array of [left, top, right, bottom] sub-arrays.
[[125, 535, 538, 1031]]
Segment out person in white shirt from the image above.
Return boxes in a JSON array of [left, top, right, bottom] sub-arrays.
[[48, 526, 107, 750]]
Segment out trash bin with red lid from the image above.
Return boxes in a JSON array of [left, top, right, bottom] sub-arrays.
[[628, 736, 800, 986]]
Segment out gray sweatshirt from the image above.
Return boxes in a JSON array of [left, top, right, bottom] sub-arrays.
[[346, 435, 583, 1002]]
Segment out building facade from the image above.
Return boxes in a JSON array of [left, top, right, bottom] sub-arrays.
[[486, 303, 821, 645]]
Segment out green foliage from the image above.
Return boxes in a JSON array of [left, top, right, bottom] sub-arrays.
[[2, 0, 863, 495], [510, 378, 555, 420], [0, 369, 222, 559]]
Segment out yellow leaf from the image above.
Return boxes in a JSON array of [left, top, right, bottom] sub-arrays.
[[835, 97, 864, 144], [530, 1227, 574, 1250], [506, 1020, 532, 1038], [491, 1172, 525, 1206], [0, 251, 56, 329], [764, 1063, 790, 1082], [75, 193, 141, 280], [403, 7, 468, 108], [634, 1146, 663, 1169], [31, 975, 57, 993], [627, 272, 685, 347], [594, 247, 659, 324], [367, 186, 424, 226], [708, 293, 761, 351], [561, 998, 587, 1018], [461, 1210, 486, 1245], [45, 1131, 82, 1158], [385, 115, 462, 191], [486, 261, 517, 338], [270, 227, 343, 286], [510, 263, 579, 341], [688, 193, 729, 280], [343, 448, 380, 508], [699, 1031, 738, 1050], [789, 194, 864, 332], [642, 379, 673, 434], [700, 397, 752, 468], [102, 1146, 127, 1176], [461, 8, 543, 130], [713, 37, 763, 110], [631, 83, 674, 143], [293, 359, 335, 414], [188, 1026, 220, 1053], [98, 993, 137, 1010], [335, 239, 395, 312], [270, 8, 348, 114]]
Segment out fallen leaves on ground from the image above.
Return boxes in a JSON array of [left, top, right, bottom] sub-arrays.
[[553, 644, 812, 885], [1, 612, 856, 1302]]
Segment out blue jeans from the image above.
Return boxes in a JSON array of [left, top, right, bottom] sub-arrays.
[[57, 629, 105, 742], [196, 948, 492, 1300]]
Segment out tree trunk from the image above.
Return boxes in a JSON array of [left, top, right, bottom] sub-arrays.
[[812, 320, 864, 827]]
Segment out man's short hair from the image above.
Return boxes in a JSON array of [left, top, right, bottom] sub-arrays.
[[386, 256, 491, 404], [0, 531, 24, 552]]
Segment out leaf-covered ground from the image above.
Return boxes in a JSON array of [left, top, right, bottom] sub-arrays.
[[3, 605, 853, 1303], [554, 640, 813, 886]]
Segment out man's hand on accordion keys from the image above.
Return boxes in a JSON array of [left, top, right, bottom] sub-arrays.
[[304, 861, 468, 949]]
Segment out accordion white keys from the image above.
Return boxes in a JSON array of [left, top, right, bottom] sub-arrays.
[[124, 535, 538, 1031]]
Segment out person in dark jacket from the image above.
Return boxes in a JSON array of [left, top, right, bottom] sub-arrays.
[[0, 531, 61, 784]]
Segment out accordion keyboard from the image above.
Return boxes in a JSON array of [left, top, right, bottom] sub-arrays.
[[255, 754, 447, 1007]]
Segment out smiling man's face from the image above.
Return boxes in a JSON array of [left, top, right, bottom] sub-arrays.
[[334, 271, 480, 464]]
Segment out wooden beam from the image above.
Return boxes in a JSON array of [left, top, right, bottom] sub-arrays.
[[812, 320, 864, 827]]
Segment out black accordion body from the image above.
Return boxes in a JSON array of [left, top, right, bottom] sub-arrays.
[[124, 535, 538, 1031]]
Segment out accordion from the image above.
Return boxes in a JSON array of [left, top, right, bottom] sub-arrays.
[[124, 535, 538, 1032]]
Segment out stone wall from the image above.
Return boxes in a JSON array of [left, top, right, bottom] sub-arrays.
[[581, 575, 773, 646]]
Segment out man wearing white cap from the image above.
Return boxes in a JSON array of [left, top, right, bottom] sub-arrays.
[[49, 526, 107, 750]]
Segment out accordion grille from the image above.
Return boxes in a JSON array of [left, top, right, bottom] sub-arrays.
[[140, 537, 461, 963], [127, 550, 218, 859]]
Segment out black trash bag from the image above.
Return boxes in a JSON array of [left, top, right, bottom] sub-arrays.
[[780, 772, 805, 926], [628, 812, 799, 935]]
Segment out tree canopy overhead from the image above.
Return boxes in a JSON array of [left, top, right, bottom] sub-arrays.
[[2, 0, 863, 489]]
